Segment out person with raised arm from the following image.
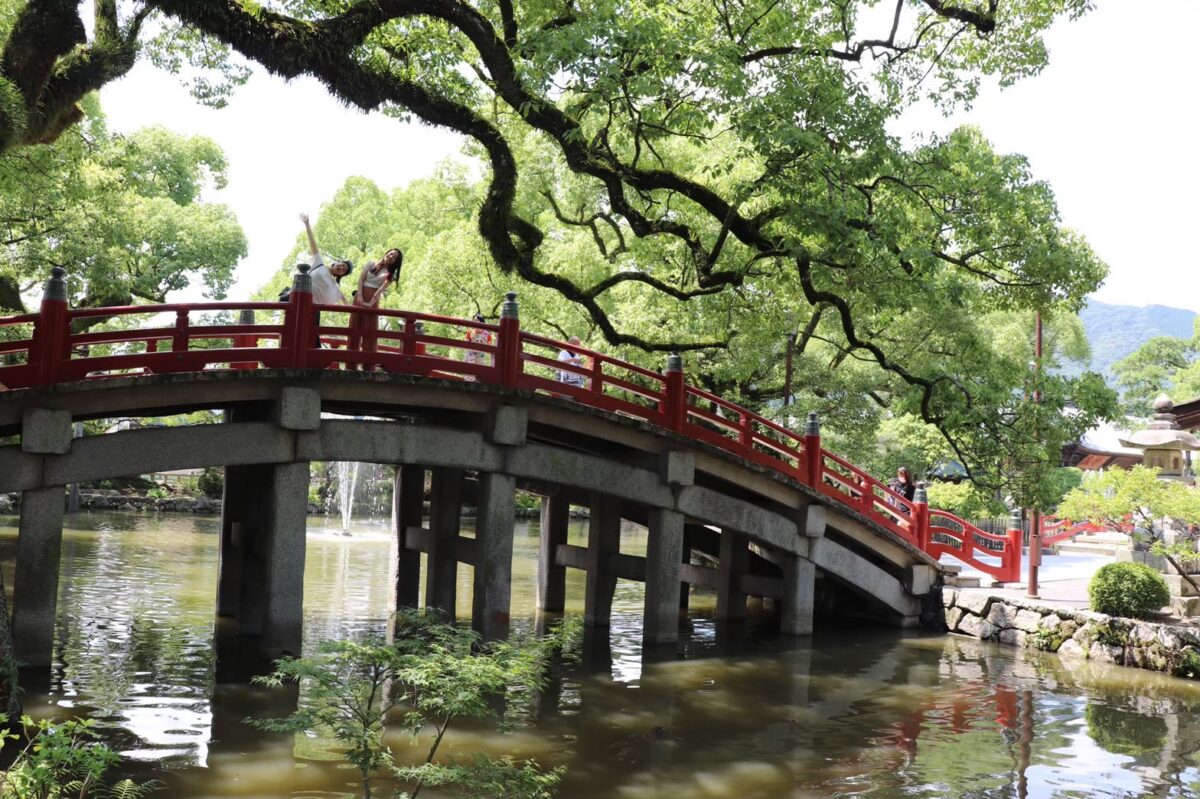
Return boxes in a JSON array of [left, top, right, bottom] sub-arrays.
[[299, 212, 353, 306]]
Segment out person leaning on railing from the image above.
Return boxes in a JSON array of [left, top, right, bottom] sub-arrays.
[[355, 248, 402, 307], [888, 466, 916, 515]]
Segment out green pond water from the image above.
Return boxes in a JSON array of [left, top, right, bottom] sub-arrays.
[[3, 510, 1200, 798]]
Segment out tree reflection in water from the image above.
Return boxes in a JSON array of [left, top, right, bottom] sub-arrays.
[[4, 511, 1200, 798]]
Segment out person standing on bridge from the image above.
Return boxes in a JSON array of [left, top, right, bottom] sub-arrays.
[[354, 248, 403, 307], [299, 213, 353, 305], [556, 336, 588, 389], [889, 466, 917, 510], [463, 313, 493, 380]]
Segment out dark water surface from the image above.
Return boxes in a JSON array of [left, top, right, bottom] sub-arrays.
[[3, 511, 1200, 798]]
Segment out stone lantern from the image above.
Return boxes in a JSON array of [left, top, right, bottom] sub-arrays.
[[1119, 394, 1200, 482]]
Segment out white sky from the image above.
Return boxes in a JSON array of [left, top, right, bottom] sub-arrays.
[[100, 1, 1200, 309]]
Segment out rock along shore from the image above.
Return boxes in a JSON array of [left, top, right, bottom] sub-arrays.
[[944, 589, 1200, 680]]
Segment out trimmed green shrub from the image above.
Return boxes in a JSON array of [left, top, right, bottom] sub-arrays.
[[1088, 562, 1170, 619]]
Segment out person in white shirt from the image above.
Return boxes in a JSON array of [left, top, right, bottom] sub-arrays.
[[556, 336, 587, 388], [299, 213, 352, 305]]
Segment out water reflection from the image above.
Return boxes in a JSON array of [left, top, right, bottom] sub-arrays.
[[3, 511, 1200, 797]]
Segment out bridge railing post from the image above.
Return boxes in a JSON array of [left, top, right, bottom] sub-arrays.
[[1005, 507, 1024, 583], [662, 354, 685, 432], [414, 321, 426, 357], [32, 267, 70, 386], [232, 309, 257, 370], [171, 309, 189, 354], [360, 310, 378, 355], [913, 483, 930, 551], [803, 412, 822, 489], [283, 264, 315, 369], [496, 292, 521, 388]]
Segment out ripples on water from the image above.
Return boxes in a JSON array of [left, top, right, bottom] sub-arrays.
[[3, 510, 1200, 798]]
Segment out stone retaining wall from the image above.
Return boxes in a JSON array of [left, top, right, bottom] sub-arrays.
[[945, 590, 1200, 680]]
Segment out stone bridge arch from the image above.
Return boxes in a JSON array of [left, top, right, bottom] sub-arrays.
[[0, 371, 942, 666]]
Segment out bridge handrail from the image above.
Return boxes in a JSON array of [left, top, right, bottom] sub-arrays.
[[1039, 516, 1130, 548], [66, 301, 288, 319], [0, 269, 1017, 583]]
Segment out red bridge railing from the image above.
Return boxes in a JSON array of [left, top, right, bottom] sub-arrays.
[[0, 266, 1024, 584]]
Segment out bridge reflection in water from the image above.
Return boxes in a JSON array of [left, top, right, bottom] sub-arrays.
[[2, 511, 1196, 798]]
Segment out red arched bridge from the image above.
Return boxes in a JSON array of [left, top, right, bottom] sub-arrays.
[[0, 266, 1030, 665]]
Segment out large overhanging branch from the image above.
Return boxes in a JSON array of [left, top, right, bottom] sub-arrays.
[[145, 0, 727, 352], [0, 1, 148, 150], [143, 0, 1058, 434]]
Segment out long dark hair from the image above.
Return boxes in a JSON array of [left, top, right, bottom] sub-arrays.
[[377, 248, 403, 280]]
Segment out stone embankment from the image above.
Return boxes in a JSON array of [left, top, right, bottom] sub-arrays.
[[945, 589, 1200, 680]]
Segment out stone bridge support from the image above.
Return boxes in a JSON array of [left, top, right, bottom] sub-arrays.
[[12, 409, 72, 667]]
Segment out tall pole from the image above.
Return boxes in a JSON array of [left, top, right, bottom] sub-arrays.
[[1027, 312, 1043, 598]]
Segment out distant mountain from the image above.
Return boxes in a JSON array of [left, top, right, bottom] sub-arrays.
[[1080, 300, 1197, 380]]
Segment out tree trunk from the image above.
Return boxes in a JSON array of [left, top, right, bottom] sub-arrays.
[[1164, 554, 1200, 596], [0, 274, 25, 313]]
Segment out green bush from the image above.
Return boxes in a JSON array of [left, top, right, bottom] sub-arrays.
[[197, 467, 224, 499], [1088, 562, 1170, 618]]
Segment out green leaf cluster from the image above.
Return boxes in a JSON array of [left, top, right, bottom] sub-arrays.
[[1057, 465, 1200, 537], [1112, 318, 1200, 417], [248, 611, 575, 799], [0, 714, 160, 799], [0, 99, 246, 314]]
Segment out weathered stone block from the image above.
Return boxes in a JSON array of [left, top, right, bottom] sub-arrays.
[[944, 588, 959, 608], [1088, 642, 1124, 664], [907, 564, 936, 595], [1172, 597, 1200, 617], [21, 408, 72, 455], [986, 602, 1017, 629], [277, 387, 321, 430], [488, 405, 528, 446], [1131, 622, 1158, 646], [956, 592, 992, 616], [1040, 614, 1062, 632], [1058, 639, 1086, 659], [1013, 609, 1044, 633], [945, 606, 964, 630], [800, 504, 827, 538], [1163, 575, 1200, 597], [957, 613, 995, 640], [659, 450, 695, 486]]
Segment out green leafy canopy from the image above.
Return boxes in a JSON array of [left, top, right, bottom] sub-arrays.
[[0, 0, 1115, 495], [0, 98, 246, 315]]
